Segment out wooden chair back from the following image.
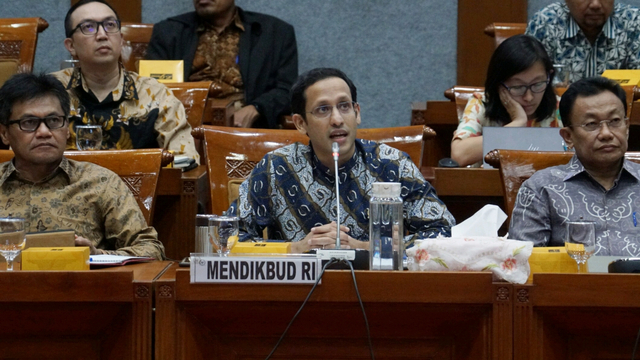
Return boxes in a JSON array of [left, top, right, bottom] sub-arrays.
[[483, 23, 527, 48], [120, 23, 154, 72], [444, 85, 485, 120], [166, 81, 213, 158], [484, 150, 573, 218], [166, 82, 213, 129], [196, 125, 432, 215], [0, 17, 49, 73], [0, 149, 172, 225]]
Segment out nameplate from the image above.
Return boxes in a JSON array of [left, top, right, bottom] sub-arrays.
[[190, 255, 320, 284]]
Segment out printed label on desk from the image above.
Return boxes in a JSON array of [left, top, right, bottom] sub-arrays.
[[190, 255, 320, 284]]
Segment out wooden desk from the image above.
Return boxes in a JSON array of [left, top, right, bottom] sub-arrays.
[[155, 266, 513, 360], [514, 274, 640, 360], [0, 261, 172, 360], [154, 166, 210, 260]]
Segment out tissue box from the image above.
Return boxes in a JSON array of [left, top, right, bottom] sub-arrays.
[[527, 247, 579, 282], [231, 242, 291, 254], [21, 247, 90, 271]]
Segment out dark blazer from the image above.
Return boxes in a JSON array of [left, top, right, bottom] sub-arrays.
[[146, 8, 298, 128]]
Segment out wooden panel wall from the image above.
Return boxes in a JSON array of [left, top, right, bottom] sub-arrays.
[[71, 0, 141, 23], [457, 0, 527, 86]]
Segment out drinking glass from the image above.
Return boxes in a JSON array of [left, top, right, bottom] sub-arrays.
[[552, 64, 571, 89], [565, 220, 596, 273], [209, 216, 239, 256], [0, 218, 26, 271], [76, 125, 103, 150]]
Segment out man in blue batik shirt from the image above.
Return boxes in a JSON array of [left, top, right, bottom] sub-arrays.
[[526, 0, 640, 81], [228, 68, 454, 253]]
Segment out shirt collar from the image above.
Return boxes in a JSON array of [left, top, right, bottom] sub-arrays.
[[563, 154, 640, 183], [0, 157, 71, 187], [309, 140, 362, 180], [197, 8, 245, 33], [65, 65, 138, 102]]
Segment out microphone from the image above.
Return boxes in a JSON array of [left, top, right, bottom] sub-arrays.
[[332, 142, 341, 249]]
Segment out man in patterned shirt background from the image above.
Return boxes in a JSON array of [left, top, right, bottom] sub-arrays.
[[527, 0, 640, 81], [229, 68, 454, 253], [510, 76, 640, 256], [0, 73, 164, 259], [53, 0, 199, 164]]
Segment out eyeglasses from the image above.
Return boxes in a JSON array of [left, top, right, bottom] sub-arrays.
[[307, 101, 357, 119], [569, 117, 628, 132], [7, 115, 67, 132], [71, 18, 121, 36], [501, 78, 549, 96]]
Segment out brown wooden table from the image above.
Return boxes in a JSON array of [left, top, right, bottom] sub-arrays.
[[514, 273, 640, 360], [0, 261, 173, 360], [154, 265, 513, 360], [154, 166, 209, 261]]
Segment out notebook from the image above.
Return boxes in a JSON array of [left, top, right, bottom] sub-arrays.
[[482, 127, 567, 168]]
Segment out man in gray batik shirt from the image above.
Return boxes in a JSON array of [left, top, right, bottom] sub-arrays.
[[509, 76, 640, 256]]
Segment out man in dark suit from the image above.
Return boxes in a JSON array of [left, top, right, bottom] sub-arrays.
[[146, 0, 298, 129]]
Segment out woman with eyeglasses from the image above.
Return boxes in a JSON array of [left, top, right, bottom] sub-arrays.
[[451, 34, 562, 167]]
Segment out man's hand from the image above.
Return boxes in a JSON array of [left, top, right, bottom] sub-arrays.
[[232, 105, 261, 128], [75, 235, 100, 255], [290, 222, 367, 253], [499, 87, 528, 127]]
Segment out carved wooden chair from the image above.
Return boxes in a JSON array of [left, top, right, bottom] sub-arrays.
[[195, 125, 433, 215], [166, 81, 214, 159], [444, 85, 485, 121], [0, 17, 49, 75], [0, 149, 172, 225], [120, 22, 154, 73], [483, 22, 527, 48]]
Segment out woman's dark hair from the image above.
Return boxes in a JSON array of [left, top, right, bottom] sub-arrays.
[[484, 34, 556, 125]]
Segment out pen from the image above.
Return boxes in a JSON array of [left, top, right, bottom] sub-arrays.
[[633, 212, 637, 227]]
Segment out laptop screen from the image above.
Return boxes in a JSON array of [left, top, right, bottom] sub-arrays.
[[482, 127, 567, 168]]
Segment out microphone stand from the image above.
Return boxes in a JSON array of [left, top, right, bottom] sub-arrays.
[[332, 142, 341, 249]]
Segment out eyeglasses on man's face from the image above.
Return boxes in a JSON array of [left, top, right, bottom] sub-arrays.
[[7, 115, 68, 132], [570, 117, 628, 132], [501, 78, 549, 97], [307, 101, 357, 119], [71, 18, 121, 36]]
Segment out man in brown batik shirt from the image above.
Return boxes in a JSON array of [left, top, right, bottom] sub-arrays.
[[147, 0, 298, 129]]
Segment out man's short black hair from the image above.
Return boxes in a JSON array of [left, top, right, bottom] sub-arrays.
[[65, 0, 120, 38], [0, 73, 70, 125], [559, 76, 627, 127], [290, 68, 357, 120]]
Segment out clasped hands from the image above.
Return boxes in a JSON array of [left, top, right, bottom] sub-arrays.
[[289, 221, 368, 254]]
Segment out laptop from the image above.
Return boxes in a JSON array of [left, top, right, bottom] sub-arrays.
[[482, 127, 567, 168]]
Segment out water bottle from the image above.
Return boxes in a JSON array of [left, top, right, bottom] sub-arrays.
[[369, 182, 404, 270]]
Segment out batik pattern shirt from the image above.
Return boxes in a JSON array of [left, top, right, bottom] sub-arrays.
[[0, 158, 165, 259], [509, 155, 640, 256], [526, 2, 640, 81], [452, 92, 562, 141], [190, 9, 245, 99], [52, 66, 199, 164], [228, 139, 455, 246]]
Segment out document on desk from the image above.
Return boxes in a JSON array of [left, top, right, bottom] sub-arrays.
[[190, 253, 320, 284], [89, 254, 155, 267]]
